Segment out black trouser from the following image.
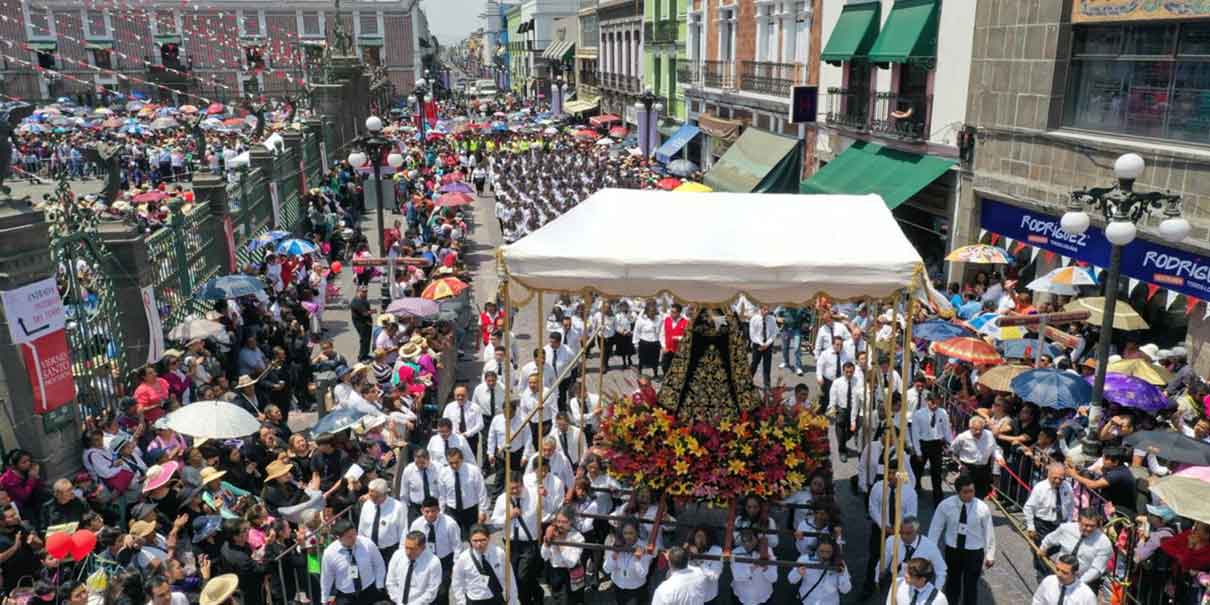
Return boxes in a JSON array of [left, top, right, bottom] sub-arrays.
[[354, 321, 372, 360], [750, 344, 773, 387], [660, 350, 676, 376], [913, 439, 946, 503], [378, 545, 398, 568], [818, 378, 834, 414], [509, 540, 542, 605], [556, 372, 576, 411], [864, 521, 886, 588], [439, 553, 454, 604], [331, 589, 378, 605], [835, 408, 853, 454], [613, 586, 646, 605], [546, 566, 584, 605], [529, 420, 549, 449], [1032, 518, 1058, 577], [637, 340, 660, 374], [407, 501, 423, 522], [963, 462, 993, 499], [943, 546, 985, 605], [470, 597, 505, 605], [465, 433, 480, 461], [447, 505, 479, 541]]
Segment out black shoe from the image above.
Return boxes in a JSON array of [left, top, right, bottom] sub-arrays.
[[840, 453, 849, 463]]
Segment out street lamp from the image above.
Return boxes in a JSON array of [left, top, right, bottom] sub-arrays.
[[635, 89, 662, 158], [1063, 152, 1190, 456], [409, 74, 432, 140], [348, 114, 399, 258]]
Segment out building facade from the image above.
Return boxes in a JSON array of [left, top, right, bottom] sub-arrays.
[[572, 0, 600, 113], [643, 0, 685, 121], [597, 0, 644, 124], [0, 0, 431, 104], [678, 0, 818, 170]]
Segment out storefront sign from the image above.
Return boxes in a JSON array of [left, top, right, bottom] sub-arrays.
[[1072, 0, 1210, 23], [980, 197, 1210, 301], [0, 279, 75, 413]]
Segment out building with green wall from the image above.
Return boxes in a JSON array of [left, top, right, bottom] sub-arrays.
[[642, 0, 685, 124], [506, 4, 525, 95]]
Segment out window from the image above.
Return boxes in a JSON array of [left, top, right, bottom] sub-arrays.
[[687, 11, 702, 63], [154, 10, 177, 34], [160, 42, 181, 70], [755, 2, 774, 62], [362, 46, 381, 66], [245, 46, 265, 70], [718, 6, 735, 61], [301, 12, 324, 37], [85, 10, 110, 39], [358, 11, 381, 36], [37, 51, 56, 70], [240, 10, 262, 37], [91, 48, 112, 70], [28, 7, 53, 39], [1065, 22, 1210, 145]]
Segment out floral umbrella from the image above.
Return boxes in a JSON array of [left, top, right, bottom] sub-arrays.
[[944, 244, 1013, 264], [930, 337, 1003, 365], [421, 277, 469, 300]]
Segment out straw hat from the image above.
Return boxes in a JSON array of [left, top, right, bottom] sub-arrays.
[[409, 333, 428, 349], [199, 466, 227, 485], [399, 342, 422, 361], [199, 574, 239, 605], [235, 374, 258, 390], [161, 349, 184, 361], [141, 461, 180, 493], [129, 520, 157, 538], [264, 460, 293, 482], [1139, 343, 1160, 362], [377, 313, 397, 327]]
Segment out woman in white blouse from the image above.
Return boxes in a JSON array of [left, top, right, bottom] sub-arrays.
[[686, 526, 724, 605], [632, 304, 661, 377], [612, 301, 636, 370]]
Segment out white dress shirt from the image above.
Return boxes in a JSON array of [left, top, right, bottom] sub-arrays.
[[543, 343, 575, 378], [748, 313, 779, 347], [488, 413, 533, 459], [401, 462, 440, 506], [425, 433, 476, 469], [1038, 522, 1113, 585], [827, 376, 864, 415], [517, 359, 555, 391], [632, 315, 660, 345], [603, 545, 653, 589], [734, 516, 780, 550], [868, 480, 919, 530], [472, 381, 506, 418], [788, 553, 851, 605], [814, 322, 853, 356], [438, 462, 490, 513], [525, 448, 574, 492], [547, 424, 586, 466], [857, 440, 918, 492], [880, 534, 947, 588], [541, 529, 584, 568], [730, 546, 778, 605], [951, 430, 1001, 465], [910, 407, 952, 454], [442, 400, 485, 438], [568, 392, 601, 431], [490, 490, 539, 542], [652, 567, 708, 605], [873, 370, 903, 403], [358, 496, 409, 549], [451, 545, 519, 605], [1031, 574, 1098, 605], [1023, 479, 1075, 531], [689, 545, 723, 602], [320, 536, 387, 602], [522, 471, 565, 522], [408, 514, 462, 559], [385, 549, 442, 605], [519, 386, 558, 424], [928, 496, 997, 563], [815, 349, 850, 385], [886, 579, 948, 605]]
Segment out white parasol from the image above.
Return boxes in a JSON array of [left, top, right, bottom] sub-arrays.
[[161, 400, 261, 439]]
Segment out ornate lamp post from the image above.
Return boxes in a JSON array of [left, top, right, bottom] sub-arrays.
[[634, 89, 663, 158], [1062, 153, 1190, 456], [408, 70, 432, 141], [347, 115, 404, 255]]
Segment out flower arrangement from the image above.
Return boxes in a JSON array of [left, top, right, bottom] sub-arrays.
[[601, 384, 831, 505]]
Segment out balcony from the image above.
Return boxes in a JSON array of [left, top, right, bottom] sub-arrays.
[[702, 60, 735, 89], [825, 87, 870, 132], [871, 91, 933, 142], [738, 61, 802, 97], [644, 20, 677, 44], [677, 61, 701, 87], [623, 75, 641, 93], [148, 63, 191, 87], [580, 70, 599, 86]]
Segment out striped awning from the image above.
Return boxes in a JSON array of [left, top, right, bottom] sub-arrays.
[[542, 39, 574, 60]]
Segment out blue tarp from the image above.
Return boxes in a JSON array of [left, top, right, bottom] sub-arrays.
[[654, 123, 701, 164]]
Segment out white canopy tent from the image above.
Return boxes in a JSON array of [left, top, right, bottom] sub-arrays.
[[499, 189, 925, 304]]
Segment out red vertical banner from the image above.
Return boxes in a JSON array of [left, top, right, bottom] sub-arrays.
[[21, 331, 75, 414]]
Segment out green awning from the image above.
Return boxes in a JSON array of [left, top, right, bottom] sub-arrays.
[[153, 34, 181, 45], [800, 140, 954, 209], [703, 128, 802, 194], [868, 0, 940, 64], [26, 41, 57, 52], [357, 36, 385, 47], [85, 41, 114, 50], [820, 1, 880, 64]]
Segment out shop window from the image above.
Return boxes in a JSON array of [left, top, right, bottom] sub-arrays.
[[160, 43, 181, 70], [92, 48, 112, 70], [37, 51, 56, 70], [245, 46, 266, 71]]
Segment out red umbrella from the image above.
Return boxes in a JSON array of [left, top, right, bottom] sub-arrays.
[[426, 131, 444, 142], [205, 102, 224, 115], [931, 337, 1004, 365], [440, 173, 464, 184], [590, 114, 621, 127], [467, 122, 485, 130], [609, 126, 628, 138], [435, 192, 474, 207], [132, 191, 168, 204], [574, 129, 600, 140], [222, 117, 245, 127], [656, 177, 682, 190]]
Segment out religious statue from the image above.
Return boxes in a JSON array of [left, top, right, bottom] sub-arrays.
[[331, 0, 354, 56], [656, 308, 763, 420], [0, 101, 33, 199], [86, 141, 123, 203], [188, 116, 207, 167], [246, 100, 267, 140]]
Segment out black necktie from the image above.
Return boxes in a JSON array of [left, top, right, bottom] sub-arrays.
[[477, 552, 504, 597], [910, 588, 920, 605], [846, 378, 852, 408], [560, 430, 570, 461], [761, 316, 767, 341], [1057, 584, 1068, 605], [834, 351, 842, 379], [1071, 536, 1083, 564], [421, 468, 431, 501], [886, 484, 897, 528], [489, 388, 497, 416], [370, 503, 382, 545], [956, 501, 968, 550], [401, 559, 415, 603], [458, 403, 466, 433], [454, 466, 464, 510], [551, 348, 558, 374], [1053, 486, 1063, 522], [427, 522, 437, 552], [930, 410, 937, 429], [346, 548, 362, 592], [512, 498, 533, 540]]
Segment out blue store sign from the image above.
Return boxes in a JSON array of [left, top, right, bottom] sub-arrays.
[[980, 198, 1210, 301]]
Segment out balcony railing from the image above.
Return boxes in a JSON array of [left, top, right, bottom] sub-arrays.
[[677, 61, 700, 87], [702, 60, 735, 89], [623, 75, 641, 93], [644, 20, 677, 43], [871, 91, 933, 142], [581, 70, 599, 86], [825, 87, 870, 132], [738, 61, 802, 97], [148, 63, 191, 87]]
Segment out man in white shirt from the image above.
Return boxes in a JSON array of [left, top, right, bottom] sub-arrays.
[[548, 411, 586, 468], [730, 529, 777, 605], [438, 448, 489, 540], [519, 373, 557, 449], [874, 356, 903, 406], [814, 310, 853, 357], [408, 497, 462, 603], [544, 331, 576, 410], [1024, 463, 1075, 575], [910, 391, 951, 504], [886, 558, 948, 605], [473, 371, 506, 429], [880, 517, 947, 592], [320, 520, 387, 605], [1031, 554, 1097, 605], [517, 347, 554, 393], [451, 524, 518, 605], [442, 386, 484, 460], [523, 456, 566, 524], [491, 476, 541, 605], [816, 336, 851, 415], [1038, 509, 1113, 590], [950, 416, 1001, 498], [749, 304, 779, 390], [426, 418, 476, 470], [827, 362, 863, 463], [652, 546, 706, 605], [401, 450, 441, 521], [359, 478, 410, 564], [928, 475, 995, 605], [864, 470, 917, 595], [386, 531, 443, 605]]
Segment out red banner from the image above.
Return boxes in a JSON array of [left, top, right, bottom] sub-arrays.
[[20, 330, 75, 414]]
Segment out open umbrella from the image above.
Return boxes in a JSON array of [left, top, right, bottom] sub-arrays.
[[223, 117, 246, 127], [1124, 430, 1210, 466], [167, 318, 226, 342], [1063, 298, 1149, 331], [277, 238, 319, 256], [974, 315, 1026, 341], [945, 244, 1013, 264], [574, 129, 599, 140], [132, 191, 168, 204], [161, 400, 260, 439], [179, 104, 199, 114], [206, 102, 225, 115], [101, 117, 123, 129], [1027, 266, 1096, 295], [198, 275, 265, 300], [913, 320, 971, 342], [656, 177, 682, 190], [609, 126, 628, 138], [435, 192, 474, 207], [440, 182, 474, 194], [248, 230, 291, 251], [1107, 358, 1174, 386], [977, 364, 1031, 392], [1150, 475, 1210, 524], [673, 181, 711, 193], [385, 297, 440, 318], [440, 173, 464, 184], [1010, 368, 1092, 409], [931, 337, 1003, 365], [149, 117, 179, 130], [667, 159, 699, 177], [1091, 373, 1171, 413], [999, 338, 1062, 359], [421, 277, 469, 300], [595, 138, 614, 146], [311, 408, 374, 436], [93, 107, 114, 116]]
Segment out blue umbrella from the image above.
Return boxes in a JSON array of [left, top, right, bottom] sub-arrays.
[[999, 338, 1062, 359], [248, 230, 291, 251], [967, 312, 1001, 332], [198, 275, 265, 300], [1010, 368, 1092, 409], [957, 300, 983, 320], [276, 238, 319, 256], [311, 407, 371, 436], [913, 320, 970, 342]]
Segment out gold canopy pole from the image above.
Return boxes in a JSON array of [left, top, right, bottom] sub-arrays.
[[501, 278, 514, 604], [888, 295, 916, 605], [878, 298, 897, 581], [535, 292, 545, 528]]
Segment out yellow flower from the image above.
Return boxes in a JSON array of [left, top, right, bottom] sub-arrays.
[[674, 460, 689, 475], [672, 441, 687, 457], [740, 443, 753, 456], [734, 422, 750, 438], [782, 437, 797, 451], [785, 453, 801, 468], [728, 460, 746, 475], [787, 470, 805, 485]]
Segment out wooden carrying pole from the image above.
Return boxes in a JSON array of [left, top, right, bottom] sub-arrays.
[[501, 278, 514, 604], [887, 296, 916, 605], [878, 298, 896, 577], [535, 292, 545, 528]]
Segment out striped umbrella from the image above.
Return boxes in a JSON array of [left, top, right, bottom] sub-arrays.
[[421, 277, 469, 300], [276, 238, 319, 256], [930, 337, 1003, 365], [1027, 266, 1097, 295], [944, 244, 1013, 264]]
